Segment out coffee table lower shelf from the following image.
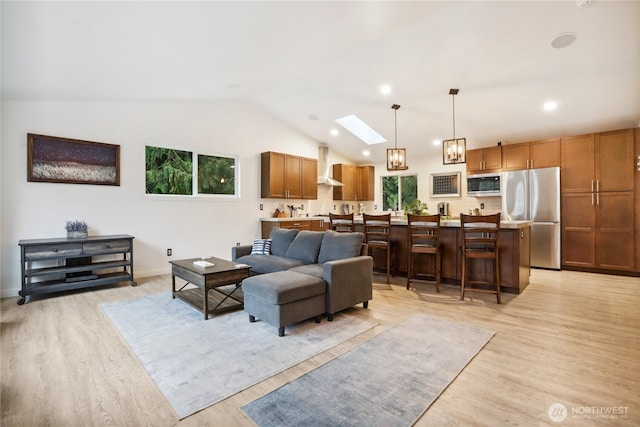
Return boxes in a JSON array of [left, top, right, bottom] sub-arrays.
[[174, 285, 244, 318]]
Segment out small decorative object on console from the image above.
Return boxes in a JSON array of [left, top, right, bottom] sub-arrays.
[[65, 219, 88, 239]]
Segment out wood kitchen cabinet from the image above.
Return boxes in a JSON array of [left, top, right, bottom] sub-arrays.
[[261, 219, 328, 238], [502, 138, 560, 171], [466, 146, 502, 174], [301, 157, 318, 199], [261, 151, 317, 199], [561, 128, 635, 272], [332, 164, 374, 201], [561, 130, 634, 193]]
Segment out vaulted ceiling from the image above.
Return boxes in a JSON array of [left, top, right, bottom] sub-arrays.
[[2, 1, 639, 164]]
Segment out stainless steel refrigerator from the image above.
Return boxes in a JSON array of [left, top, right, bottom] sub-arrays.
[[501, 167, 560, 269]]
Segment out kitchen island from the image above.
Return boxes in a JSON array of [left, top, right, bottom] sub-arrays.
[[260, 216, 531, 294]]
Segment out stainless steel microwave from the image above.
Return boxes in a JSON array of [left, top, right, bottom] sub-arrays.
[[467, 173, 501, 197]]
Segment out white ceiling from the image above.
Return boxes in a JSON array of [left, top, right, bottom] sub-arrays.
[[2, 1, 639, 164]]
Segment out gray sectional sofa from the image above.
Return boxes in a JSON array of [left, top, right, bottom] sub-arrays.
[[232, 228, 373, 335]]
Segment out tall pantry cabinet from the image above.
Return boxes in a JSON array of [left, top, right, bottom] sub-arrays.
[[560, 128, 635, 272]]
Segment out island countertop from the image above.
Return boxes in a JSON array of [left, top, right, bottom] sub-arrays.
[[261, 216, 532, 230]]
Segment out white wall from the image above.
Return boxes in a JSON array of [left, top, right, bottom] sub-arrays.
[[0, 100, 351, 297], [0, 98, 499, 298]]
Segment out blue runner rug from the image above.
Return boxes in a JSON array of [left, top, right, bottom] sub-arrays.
[[242, 314, 494, 426]]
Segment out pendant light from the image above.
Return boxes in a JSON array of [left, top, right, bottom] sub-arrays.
[[387, 104, 408, 171], [442, 89, 466, 165]]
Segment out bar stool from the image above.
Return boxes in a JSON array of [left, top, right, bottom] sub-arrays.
[[406, 214, 441, 292], [460, 213, 501, 304], [329, 213, 355, 232], [362, 213, 392, 284]]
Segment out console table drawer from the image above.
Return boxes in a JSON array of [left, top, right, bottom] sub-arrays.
[[83, 239, 131, 255], [24, 243, 83, 261]]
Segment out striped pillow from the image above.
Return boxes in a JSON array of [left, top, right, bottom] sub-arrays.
[[251, 239, 272, 255]]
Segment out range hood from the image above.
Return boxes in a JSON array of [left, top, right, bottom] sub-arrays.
[[317, 145, 343, 186]]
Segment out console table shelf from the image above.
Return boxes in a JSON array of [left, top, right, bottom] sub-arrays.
[[18, 234, 135, 305]]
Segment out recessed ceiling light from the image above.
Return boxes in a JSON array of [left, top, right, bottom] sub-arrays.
[[543, 101, 558, 111], [335, 115, 386, 145], [308, 114, 319, 121], [362, 150, 370, 157], [379, 85, 392, 95], [330, 129, 339, 136], [550, 32, 577, 49], [432, 139, 442, 146]]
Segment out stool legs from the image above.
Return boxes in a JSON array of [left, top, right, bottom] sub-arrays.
[[407, 250, 441, 292]]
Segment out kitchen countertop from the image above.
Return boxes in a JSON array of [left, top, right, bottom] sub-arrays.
[[260, 216, 532, 229]]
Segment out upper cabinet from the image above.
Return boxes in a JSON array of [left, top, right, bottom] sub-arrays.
[[261, 151, 318, 199], [561, 129, 634, 193], [301, 157, 318, 199], [332, 164, 374, 201], [502, 138, 560, 171], [466, 146, 502, 174]]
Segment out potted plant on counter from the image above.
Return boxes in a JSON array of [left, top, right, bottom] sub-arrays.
[[404, 200, 429, 217], [65, 220, 88, 239]]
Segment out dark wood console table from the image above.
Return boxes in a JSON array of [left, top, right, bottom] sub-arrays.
[[18, 234, 135, 305]]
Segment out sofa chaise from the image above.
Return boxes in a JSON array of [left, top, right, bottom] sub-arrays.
[[232, 228, 373, 335]]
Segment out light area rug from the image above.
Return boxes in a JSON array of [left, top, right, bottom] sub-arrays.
[[100, 292, 377, 419], [242, 314, 495, 427]]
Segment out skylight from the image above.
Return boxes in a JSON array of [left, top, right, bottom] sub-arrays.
[[335, 115, 386, 145]]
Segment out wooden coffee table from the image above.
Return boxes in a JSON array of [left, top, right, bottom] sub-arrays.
[[170, 257, 251, 320]]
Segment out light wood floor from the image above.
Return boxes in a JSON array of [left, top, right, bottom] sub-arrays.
[[1, 269, 638, 426]]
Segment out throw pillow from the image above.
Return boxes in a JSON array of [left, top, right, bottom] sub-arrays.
[[285, 230, 325, 263], [251, 239, 272, 255], [317, 230, 364, 264]]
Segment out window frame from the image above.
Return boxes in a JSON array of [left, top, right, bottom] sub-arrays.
[[144, 145, 240, 199], [381, 173, 418, 212]]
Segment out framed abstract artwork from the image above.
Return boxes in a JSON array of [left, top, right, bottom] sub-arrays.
[[27, 133, 120, 185]]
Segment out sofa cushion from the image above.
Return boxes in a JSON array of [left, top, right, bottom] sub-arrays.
[[236, 254, 307, 274], [317, 230, 365, 264], [242, 271, 326, 305], [289, 264, 323, 279], [269, 227, 299, 256], [285, 230, 324, 263], [251, 239, 272, 255]]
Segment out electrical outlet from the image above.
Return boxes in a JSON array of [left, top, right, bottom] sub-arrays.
[[259, 204, 263, 210], [333, 204, 336, 210], [167, 248, 172, 256], [480, 203, 485, 209]]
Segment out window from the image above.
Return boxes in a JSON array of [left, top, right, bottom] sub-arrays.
[[145, 146, 238, 197], [197, 154, 236, 195], [382, 174, 417, 211]]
